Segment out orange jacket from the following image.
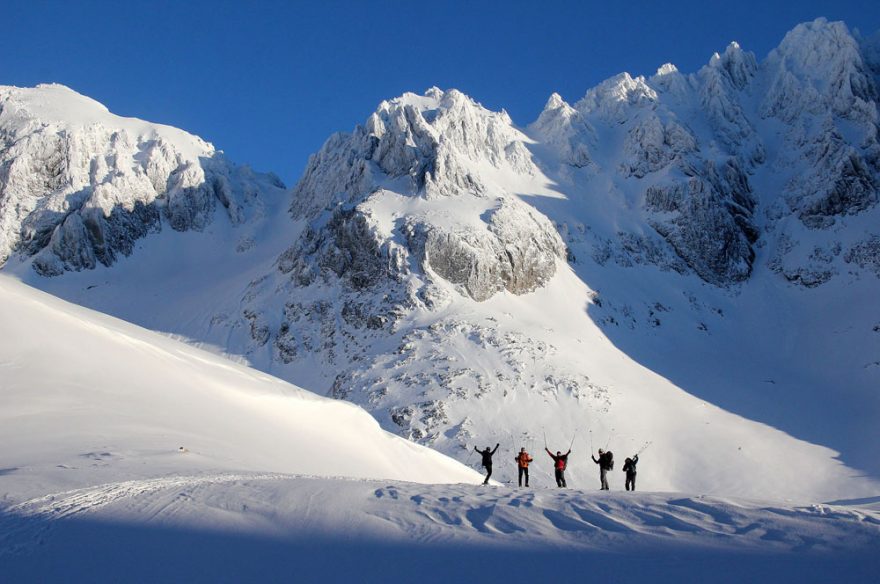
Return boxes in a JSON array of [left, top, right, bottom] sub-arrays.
[[515, 452, 533, 468]]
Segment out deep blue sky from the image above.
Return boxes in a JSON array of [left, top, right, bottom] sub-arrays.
[[4, 1, 880, 184]]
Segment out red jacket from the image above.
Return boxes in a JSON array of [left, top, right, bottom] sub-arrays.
[[546, 448, 570, 470]]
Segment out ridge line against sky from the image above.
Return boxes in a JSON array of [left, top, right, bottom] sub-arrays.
[[4, 0, 880, 184]]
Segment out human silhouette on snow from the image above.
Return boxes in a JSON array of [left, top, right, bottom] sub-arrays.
[[591, 448, 614, 490], [545, 448, 570, 487], [515, 447, 534, 487], [475, 444, 499, 484], [622, 454, 639, 491]]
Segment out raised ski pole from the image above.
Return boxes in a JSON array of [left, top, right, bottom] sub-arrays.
[[543, 428, 548, 450], [589, 429, 594, 454], [605, 428, 614, 450], [637, 441, 653, 456], [569, 430, 577, 450]]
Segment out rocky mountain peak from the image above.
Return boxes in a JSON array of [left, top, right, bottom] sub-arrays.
[[575, 72, 659, 121], [529, 92, 595, 168], [706, 41, 758, 90], [0, 85, 284, 275], [763, 18, 877, 121], [283, 86, 565, 312]]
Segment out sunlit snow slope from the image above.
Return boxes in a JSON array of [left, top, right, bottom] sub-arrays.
[[0, 274, 481, 503]]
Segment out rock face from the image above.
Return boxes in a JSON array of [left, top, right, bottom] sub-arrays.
[[284, 88, 565, 304], [531, 18, 880, 289], [0, 84, 285, 275], [412, 199, 564, 301]]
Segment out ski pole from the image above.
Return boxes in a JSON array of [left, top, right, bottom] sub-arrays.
[[569, 430, 577, 450], [605, 428, 614, 450], [543, 428, 547, 449], [589, 429, 594, 454]]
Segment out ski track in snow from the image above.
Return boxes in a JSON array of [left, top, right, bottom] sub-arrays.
[[3, 474, 880, 558]]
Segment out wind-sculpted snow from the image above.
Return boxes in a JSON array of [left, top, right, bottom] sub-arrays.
[[0, 84, 285, 275]]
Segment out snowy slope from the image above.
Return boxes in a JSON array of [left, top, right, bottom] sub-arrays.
[[2, 19, 879, 506], [0, 274, 481, 503]]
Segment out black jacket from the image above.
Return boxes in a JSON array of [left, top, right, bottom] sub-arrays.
[[476, 444, 499, 467], [622, 455, 639, 475], [592, 451, 614, 470]]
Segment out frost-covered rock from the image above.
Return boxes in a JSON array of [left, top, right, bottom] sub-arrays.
[[762, 18, 878, 123], [0, 84, 284, 274], [619, 114, 698, 178], [644, 159, 757, 285], [529, 93, 595, 168], [292, 88, 533, 218], [698, 43, 765, 164], [575, 73, 658, 122], [287, 88, 564, 303], [408, 198, 565, 301]]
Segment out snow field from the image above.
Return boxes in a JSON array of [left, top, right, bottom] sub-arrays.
[[2, 474, 879, 583]]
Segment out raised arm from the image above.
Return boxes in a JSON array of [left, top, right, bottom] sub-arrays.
[[545, 448, 553, 457], [565, 449, 571, 456], [491, 443, 499, 455], [591, 454, 599, 463], [474, 446, 481, 454]]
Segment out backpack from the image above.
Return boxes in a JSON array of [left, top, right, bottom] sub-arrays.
[[605, 451, 614, 470]]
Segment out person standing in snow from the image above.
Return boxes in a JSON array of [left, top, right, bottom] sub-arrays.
[[622, 454, 639, 491], [591, 448, 614, 490], [475, 444, 499, 485], [545, 447, 570, 487], [515, 447, 533, 487]]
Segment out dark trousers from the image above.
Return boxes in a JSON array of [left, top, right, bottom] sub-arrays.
[[518, 466, 529, 487], [599, 467, 609, 490], [483, 464, 492, 484], [554, 468, 566, 488], [625, 473, 636, 491]]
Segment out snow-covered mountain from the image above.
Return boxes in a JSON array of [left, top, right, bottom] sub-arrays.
[[0, 84, 286, 275], [2, 19, 879, 502]]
